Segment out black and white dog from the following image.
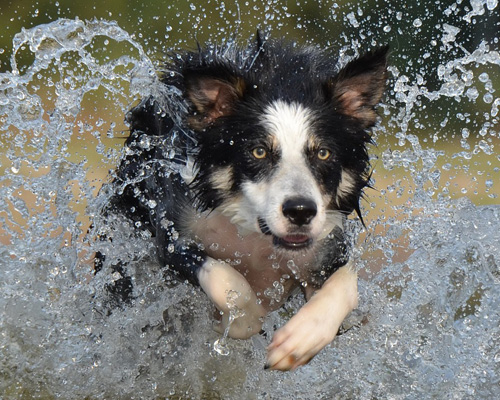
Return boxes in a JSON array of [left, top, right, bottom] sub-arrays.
[[101, 34, 388, 371]]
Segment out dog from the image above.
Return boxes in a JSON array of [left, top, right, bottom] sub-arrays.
[[99, 33, 388, 371]]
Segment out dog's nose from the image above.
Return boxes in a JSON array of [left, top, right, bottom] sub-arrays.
[[282, 198, 317, 226]]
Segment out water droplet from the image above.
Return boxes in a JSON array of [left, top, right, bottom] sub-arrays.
[[213, 338, 230, 356], [483, 93, 494, 103], [346, 12, 359, 28], [479, 72, 490, 83]]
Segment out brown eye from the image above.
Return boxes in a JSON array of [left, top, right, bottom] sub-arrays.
[[252, 146, 267, 159], [317, 148, 332, 161]]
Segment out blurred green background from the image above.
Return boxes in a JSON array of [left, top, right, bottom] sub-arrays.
[[1, 0, 498, 75]]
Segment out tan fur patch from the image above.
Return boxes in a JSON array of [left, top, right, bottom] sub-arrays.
[[210, 166, 234, 192], [336, 169, 356, 205]]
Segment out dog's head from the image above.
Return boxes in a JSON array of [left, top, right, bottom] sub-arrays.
[[179, 39, 388, 251]]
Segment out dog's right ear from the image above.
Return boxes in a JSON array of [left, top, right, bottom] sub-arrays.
[[184, 72, 246, 130]]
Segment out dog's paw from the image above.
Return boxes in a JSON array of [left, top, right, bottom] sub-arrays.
[[265, 301, 339, 371], [265, 264, 358, 371]]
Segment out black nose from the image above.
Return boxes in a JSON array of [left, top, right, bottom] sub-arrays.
[[282, 198, 317, 226]]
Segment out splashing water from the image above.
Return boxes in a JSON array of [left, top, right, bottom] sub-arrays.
[[213, 290, 247, 356], [1, 3, 499, 399]]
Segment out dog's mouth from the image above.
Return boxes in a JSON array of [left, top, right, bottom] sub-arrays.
[[258, 218, 313, 250], [273, 234, 312, 249]]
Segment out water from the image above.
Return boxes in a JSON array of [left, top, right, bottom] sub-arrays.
[[1, 2, 499, 399]]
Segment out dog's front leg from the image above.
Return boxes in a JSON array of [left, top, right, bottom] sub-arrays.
[[266, 262, 358, 371], [198, 257, 266, 339]]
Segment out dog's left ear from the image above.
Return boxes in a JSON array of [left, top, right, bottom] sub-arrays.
[[184, 71, 246, 130], [329, 46, 389, 128]]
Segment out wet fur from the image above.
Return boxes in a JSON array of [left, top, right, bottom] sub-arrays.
[[101, 34, 388, 371]]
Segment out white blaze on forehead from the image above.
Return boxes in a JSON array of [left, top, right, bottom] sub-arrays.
[[261, 100, 314, 155]]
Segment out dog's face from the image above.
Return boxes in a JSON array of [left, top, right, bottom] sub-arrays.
[[237, 100, 341, 248], [179, 41, 388, 251]]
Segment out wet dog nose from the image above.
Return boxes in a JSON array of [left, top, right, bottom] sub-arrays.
[[282, 198, 317, 226]]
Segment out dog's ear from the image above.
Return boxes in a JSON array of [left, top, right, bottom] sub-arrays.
[[329, 46, 389, 128], [184, 72, 246, 130]]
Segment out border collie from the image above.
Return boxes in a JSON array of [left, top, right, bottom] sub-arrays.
[[100, 34, 388, 371]]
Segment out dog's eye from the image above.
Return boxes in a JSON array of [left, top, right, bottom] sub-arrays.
[[252, 146, 267, 159], [317, 148, 332, 161]]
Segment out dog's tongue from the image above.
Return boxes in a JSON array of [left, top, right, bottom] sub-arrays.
[[272, 234, 312, 249], [282, 234, 309, 244]]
